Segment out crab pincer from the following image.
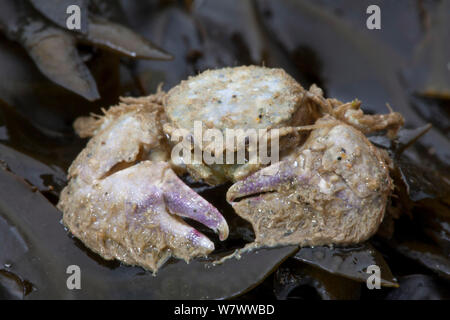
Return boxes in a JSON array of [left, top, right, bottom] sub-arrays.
[[162, 169, 229, 241], [227, 116, 392, 248], [58, 95, 228, 273]]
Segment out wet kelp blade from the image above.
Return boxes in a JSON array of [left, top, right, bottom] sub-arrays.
[[386, 275, 450, 300], [192, 0, 265, 64], [129, 5, 203, 92], [0, 0, 99, 101], [25, 27, 100, 101], [415, 199, 450, 256], [395, 156, 450, 202], [0, 167, 297, 299], [83, 16, 173, 60], [147, 246, 298, 299], [0, 143, 66, 194], [405, 0, 450, 99], [274, 261, 361, 300], [293, 243, 398, 287], [1, 0, 171, 101], [392, 241, 450, 280], [0, 270, 34, 300]]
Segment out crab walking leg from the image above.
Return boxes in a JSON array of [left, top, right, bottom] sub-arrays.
[[306, 85, 404, 138], [162, 169, 229, 241], [227, 117, 392, 248]]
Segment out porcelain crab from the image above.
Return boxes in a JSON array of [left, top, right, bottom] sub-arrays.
[[58, 66, 404, 272]]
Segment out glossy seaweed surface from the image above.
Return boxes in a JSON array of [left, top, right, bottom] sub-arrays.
[[0, 0, 449, 300]]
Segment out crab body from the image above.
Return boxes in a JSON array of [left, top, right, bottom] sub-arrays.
[[163, 66, 321, 185], [58, 66, 404, 272]]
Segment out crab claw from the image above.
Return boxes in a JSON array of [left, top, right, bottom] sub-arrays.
[[162, 169, 229, 241], [58, 97, 228, 273], [227, 160, 296, 203], [227, 117, 392, 248], [60, 161, 226, 272]]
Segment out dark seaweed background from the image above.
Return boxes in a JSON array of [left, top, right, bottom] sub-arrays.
[[0, 0, 449, 300]]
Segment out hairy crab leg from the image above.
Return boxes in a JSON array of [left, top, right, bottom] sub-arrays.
[[306, 85, 404, 138]]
